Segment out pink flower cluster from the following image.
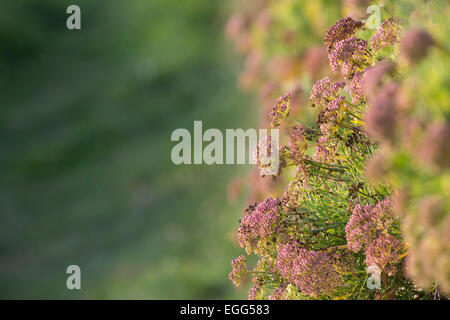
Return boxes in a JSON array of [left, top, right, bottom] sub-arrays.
[[281, 179, 303, 209], [268, 283, 288, 300], [325, 96, 346, 123], [228, 255, 247, 287], [349, 71, 365, 104], [238, 197, 281, 254], [289, 124, 307, 164], [314, 123, 335, 163], [329, 37, 368, 78], [345, 199, 404, 271], [365, 234, 403, 270], [309, 77, 345, 108], [269, 93, 292, 127], [324, 17, 364, 53], [370, 17, 402, 52], [345, 199, 393, 252], [276, 242, 343, 298], [253, 135, 279, 176], [248, 284, 260, 300]]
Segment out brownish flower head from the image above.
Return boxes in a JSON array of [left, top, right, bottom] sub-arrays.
[[365, 150, 389, 184], [365, 83, 399, 142], [289, 125, 307, 164], [324, 17, 364, 53], [406, 230, 446, 291], [362, 62, 394, 100], [419, 123, 450, 170], [418, 196, 444, 227], [370, 17, 403, 52], [269, 93, 292, 128], [400, 118, 425, 154], [329, 37, 368, 79], [345, 199, 393, 252], [349, 71, 365, 104], [309, 77, 345, 108], [228, 255, 247, 287], [400, 29, 435, 64], [391, 188, 410, 218], [303, 45, 329, 80], [365, 234, 403, 271]]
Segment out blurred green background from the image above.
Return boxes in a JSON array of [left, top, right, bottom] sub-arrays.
[[0, 0, 255, 298]]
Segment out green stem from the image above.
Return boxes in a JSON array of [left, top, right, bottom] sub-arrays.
[[288, 115, 307, 125], [303, 159, 348, 171]]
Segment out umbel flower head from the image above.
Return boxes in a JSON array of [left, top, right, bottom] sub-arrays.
[[281, 179, 304, 209], [276, 242, 343, 298], [237, 197, 281, 254], [365, 234, 403, 270], [370, 17, 403, 52], [254, 135, 279, 176], [350, 63, 391, 102], [248, 283, 261, 300], [270, 93, 292, 128], [329, 36, 369, 79], [345, 199, 393, 252], [268, 283, 288, 300], [309, 77, 345, 108], [228, 255, 247, 287], [349, 71, 365, 104], [314, 123, 336, 163], [289, 124, 308, 164], [325, 96, 346, 124], [324, 17, 364, 53]]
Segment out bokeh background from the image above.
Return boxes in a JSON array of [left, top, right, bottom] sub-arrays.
[[0, 0, 256, 299]]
